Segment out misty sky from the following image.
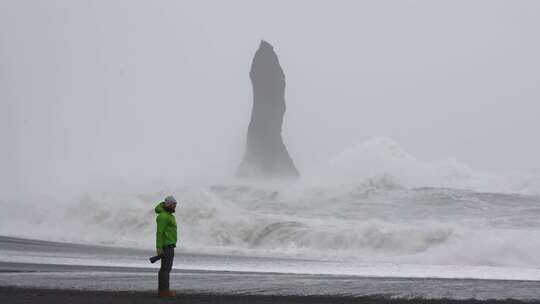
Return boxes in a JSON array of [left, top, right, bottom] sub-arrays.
[[1, 0, 540, 196]]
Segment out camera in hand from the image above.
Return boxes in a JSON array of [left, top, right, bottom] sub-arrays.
[[149, 255, 162, 263]]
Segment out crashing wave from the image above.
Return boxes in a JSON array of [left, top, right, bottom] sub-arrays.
[[2, 137, 540, 270]]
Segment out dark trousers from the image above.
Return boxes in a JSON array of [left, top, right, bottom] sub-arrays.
[[158, 246, 175, 291]]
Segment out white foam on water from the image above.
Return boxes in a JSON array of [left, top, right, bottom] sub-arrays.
[[2, 137, 540, 280]]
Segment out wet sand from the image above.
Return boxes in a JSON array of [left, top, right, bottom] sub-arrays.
[[2, 236, 540, 301], [0, 287, 536, 304]]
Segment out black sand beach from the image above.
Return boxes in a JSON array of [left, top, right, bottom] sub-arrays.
[[2, 237, 540, 303], [1, 287, 539, 304]]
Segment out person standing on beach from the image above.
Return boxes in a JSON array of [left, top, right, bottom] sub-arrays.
[[155, 195, 178, 297]]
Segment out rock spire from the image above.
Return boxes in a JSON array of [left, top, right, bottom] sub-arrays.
[[236, 41, 300, 179]]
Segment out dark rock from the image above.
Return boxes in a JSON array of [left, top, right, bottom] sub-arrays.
[[236, 41, 300, 179]]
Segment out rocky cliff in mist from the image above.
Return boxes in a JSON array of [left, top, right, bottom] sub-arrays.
[[236, 40, 300, 179]]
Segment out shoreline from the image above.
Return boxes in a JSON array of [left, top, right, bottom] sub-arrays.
[[2, 236, 540, 301], [1, 287, 536, 304]]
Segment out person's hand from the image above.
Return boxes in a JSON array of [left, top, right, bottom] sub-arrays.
[[157, 249, 163, 256]]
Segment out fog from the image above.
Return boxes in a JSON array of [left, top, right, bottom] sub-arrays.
[[2, 0, 540, 197]]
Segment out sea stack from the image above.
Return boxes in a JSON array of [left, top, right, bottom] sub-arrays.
[[236, 40, 300, 179]]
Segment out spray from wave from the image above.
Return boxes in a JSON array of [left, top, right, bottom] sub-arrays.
[[2, 137, 540, 272]]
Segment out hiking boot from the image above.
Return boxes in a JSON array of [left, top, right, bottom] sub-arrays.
[[158, 290, 176, 297]]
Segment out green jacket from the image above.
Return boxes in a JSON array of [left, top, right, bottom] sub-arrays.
[[155, 202, 177, 250]]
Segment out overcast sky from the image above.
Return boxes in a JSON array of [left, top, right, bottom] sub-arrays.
[[1, 0, 539, 196]]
